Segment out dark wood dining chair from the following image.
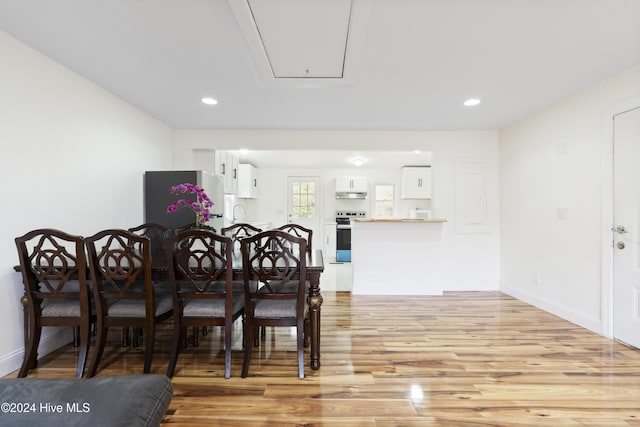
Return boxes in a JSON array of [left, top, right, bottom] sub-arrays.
[[14, 229, 91, 378], [221, 223, 262, 251], [126, 223, 171, 346], [222, 223, 266, 345], [173, 223, 220, 346], [165, 229, 244, 378], [275, 223, 313, 255], [128, 223, 170, 269], [240, 230, 308, 379], [273, 223, 313, 345], [84, 229, 173, 377]]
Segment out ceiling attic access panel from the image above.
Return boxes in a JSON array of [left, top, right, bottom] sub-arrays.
[[245, 0, 353, 79]]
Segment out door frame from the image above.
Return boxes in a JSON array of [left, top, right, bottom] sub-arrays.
[[601, 96, 640, 338]]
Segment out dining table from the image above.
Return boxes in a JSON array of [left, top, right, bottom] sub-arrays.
[[14, 248, 326, 371]]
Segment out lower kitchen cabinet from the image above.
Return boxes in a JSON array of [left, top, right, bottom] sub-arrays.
[[321, 260, 353, 292], [324, 223, 337, 258]]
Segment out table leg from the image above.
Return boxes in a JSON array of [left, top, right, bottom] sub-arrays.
[[307, 272, 323, 370]]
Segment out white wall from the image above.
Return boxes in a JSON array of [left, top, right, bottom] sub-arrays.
[[500, 64, 640, 334], [0, 31, 173, 376], [173, 130, 501, 291]]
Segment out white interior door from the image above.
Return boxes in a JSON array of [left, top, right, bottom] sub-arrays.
[[286, 176, 321, 251], [613, 106, 640, 348]]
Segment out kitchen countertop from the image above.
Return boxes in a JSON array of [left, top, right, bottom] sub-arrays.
[[352, 218, 447, 223]]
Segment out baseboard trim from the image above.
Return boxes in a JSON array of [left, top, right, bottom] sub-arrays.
[[0, 328, 73, 378], [501, 284, 603, 336]]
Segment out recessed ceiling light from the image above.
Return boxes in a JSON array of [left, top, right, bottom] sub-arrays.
[[201, 97, 218, 105], [352, 158, 365, 167], [464, 98, 481, 106]]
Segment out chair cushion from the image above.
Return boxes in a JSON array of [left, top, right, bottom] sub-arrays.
[[0, 374, 172, 427], [253, 299, 299, 318], [41, 299, 82, 317], [107, 294, 173, 317], [182, 294, 244, 317]]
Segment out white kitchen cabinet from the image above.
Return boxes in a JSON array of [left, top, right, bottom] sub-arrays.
[[214, 150, 238, 194], [237, 163, 259, 198], [336, 176, 368, 193], [228, 153, 238, 194], [214, 150, 226, 178], [320, 261, 353, 292], [324, 223, 337, 259], [401, 166, 431, 199]]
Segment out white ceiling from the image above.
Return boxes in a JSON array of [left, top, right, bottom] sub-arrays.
[[1, 0, 639, 167]]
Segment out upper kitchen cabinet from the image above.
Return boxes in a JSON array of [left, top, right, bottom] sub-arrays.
[[214, 150, 238, 194], [336, 176, 368, 193], [228, 154, 238, 194], [237, 163, 259, 199], [336, 176, 368, 199], [401, 166, 431, 199]]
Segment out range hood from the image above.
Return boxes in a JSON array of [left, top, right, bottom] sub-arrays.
[[336, 176, 368, 199], [336, 191, 367, 199]]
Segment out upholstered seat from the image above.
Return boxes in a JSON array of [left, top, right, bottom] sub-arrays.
[[40, 300, 84, 317], [106, 297, 173, 317], [182, 295, 244, 317], [253, 297, 309, 318]]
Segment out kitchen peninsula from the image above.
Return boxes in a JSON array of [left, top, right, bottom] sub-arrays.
[[350, 218, 447, 295]]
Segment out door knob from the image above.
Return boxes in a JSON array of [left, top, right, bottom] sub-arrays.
[[617, 241, 625, 250], [614, 225, 628, 234]]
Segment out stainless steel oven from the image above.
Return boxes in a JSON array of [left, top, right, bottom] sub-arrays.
[[335, 211, 366, 262]]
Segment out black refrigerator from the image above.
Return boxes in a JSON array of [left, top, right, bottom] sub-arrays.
[[143, 170, 225, 231]]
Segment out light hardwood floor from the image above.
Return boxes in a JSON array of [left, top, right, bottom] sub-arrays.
[[7, 291, 640, 426]]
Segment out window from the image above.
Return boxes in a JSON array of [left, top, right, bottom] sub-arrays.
[[290, 180, 316, 219], [374, 184, 394, 218]]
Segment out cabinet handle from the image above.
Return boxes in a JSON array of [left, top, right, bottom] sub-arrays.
[[253, 178, 257, 187], [233, 168, 237, 179], [222, 163, 226, 175]]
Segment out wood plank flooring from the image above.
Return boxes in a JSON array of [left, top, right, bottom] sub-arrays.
[[7, 291, 640, 426]]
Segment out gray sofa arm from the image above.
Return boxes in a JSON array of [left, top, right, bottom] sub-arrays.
[[0, 374, 173, 427]]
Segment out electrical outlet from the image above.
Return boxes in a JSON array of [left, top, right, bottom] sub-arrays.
[[533, 272, 541, 285]]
